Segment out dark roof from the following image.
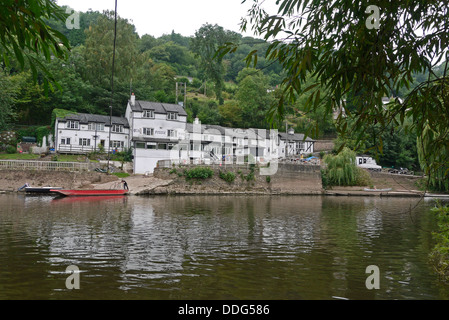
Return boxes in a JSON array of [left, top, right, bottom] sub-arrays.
[[58, 113, 129, 127], [279, 132, 314, 142], [129, 100, 188, 117]]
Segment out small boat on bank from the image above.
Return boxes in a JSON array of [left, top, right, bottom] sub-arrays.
[[50, 189, 129, 197], [424, 193, 449, 199], [25, 187, 63, 194], [363, 188, 392, 192]]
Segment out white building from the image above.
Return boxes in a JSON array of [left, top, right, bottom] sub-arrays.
[[54, 113, 130, 154], [54, 93, 314, 174], [356, 155, 382, 171], [125, 94, 188, 174], [278, 128, 315, 158]]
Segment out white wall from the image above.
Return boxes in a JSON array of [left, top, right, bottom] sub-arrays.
[[55, 119, 129, 153]]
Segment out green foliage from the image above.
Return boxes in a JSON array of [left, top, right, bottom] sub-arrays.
[[191, 23, 240, 104], [36, 126, 51, 147], [323, 148, 357, 186], [322, 147, 371, 187], [0, 0, 70, 92], [184, 167, 214, 180], [430, 203, 449, 283], [5, 145, 16, 154], [240, 165, 256, 182], [417, 124, 449, 192], [219, 171, 236, 183], [239, 0, 449, 181], [113, 172, 130, 178], [0, 73, 17, 130]]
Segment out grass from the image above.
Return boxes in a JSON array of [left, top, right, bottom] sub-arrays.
[[113, 172, 130, 178], [0, 153, 40, 160]]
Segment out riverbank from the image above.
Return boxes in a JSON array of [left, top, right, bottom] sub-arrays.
[[0, 165, 436, 198]]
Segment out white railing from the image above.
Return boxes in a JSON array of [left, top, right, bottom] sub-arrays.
[[57, 145, 125, 154], [0, 160, 89, 172]]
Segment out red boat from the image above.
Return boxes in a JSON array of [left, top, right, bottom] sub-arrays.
[[50, 189, 129, 197]]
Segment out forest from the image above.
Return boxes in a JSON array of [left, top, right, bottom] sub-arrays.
[[0, 7, 445, 172]]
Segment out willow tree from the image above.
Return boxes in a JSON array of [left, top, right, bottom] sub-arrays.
[[0, 0, 70, 91], [418, 124, 449, 192], [226, 0, 449, 182], [323, 147, 358, 187]]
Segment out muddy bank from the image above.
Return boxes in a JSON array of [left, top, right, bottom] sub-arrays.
[[149, 164, 323, 195], [0, 165, 428, 197], [0, 169, 118, 192]]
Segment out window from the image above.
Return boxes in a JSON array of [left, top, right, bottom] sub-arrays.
[[143, 110, 154, 118], [147, 143, 157, 149], [61, 138, 71, 145], [167, 129, 177, 138], [143, 128, 154, 136], [111, 141, 124, 148], [167, 112, 178, 120], [135, 142, 145, 149], [67, 121, 79, 129], [111, 124, 124, 133], [157, 143, 167, 150], [88, 123, 104, 131], [168, 143, 175, 150], [79, 138, 90, 146], [296, 142, 305, 150]]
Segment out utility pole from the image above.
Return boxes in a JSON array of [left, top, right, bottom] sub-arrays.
[[176, 82, 187, 107]]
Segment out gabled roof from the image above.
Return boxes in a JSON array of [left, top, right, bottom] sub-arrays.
[[57, 113, 129, 127], [278, 132, 314, 142], [129, 100, 188, 117]]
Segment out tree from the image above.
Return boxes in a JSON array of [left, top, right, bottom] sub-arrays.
[[236, 68, 274, 129], [0, 0, 70, 91], [0, 72, 17, 130], [238, 0, 449, 182], [83, 11, 140, 114], [191, 24, 240, 105], [83, 12, 139, 88]]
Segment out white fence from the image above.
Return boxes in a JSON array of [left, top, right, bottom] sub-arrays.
[[0, 160, 89, 172]]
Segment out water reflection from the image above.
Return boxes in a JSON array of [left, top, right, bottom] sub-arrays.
[[0, 194, 447, 299]]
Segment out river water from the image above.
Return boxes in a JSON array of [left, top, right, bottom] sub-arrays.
[[0, 194, 448, 300]]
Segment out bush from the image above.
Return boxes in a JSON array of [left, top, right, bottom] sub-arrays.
[[219, 171, 236, 183], [430, 203, 449, 283], [354, 167, 372, 186], [6, 145, 16, 154], [184, 167, 214, 180]]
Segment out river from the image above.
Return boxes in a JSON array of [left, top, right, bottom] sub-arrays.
[[0, 194, 448, 300]]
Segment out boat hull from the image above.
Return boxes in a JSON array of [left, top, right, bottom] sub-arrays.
[[50, 189, 128, 197], [25, 187, 63, 194]]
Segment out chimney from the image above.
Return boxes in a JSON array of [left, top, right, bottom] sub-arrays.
[[194, 117, 199, 125], [130, 93, 135, 106], [288, 128, 295, 135]]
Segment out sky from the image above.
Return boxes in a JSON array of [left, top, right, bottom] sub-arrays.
[[56, 0, 276, 38]]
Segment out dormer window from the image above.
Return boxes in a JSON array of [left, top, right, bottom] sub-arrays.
[[143, 110, 154, 118], [111, 124, 124, 133], [88, 123, 104, 131], [167, 112, 178, 120], [67, 120, 79, 129]]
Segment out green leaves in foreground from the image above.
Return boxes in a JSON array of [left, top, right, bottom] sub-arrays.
[[0, 0, 71, 92]]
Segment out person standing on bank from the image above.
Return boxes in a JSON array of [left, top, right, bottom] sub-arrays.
[[122, 179, 129, 190]]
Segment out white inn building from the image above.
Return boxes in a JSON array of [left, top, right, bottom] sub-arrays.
[[54, 113, 130, 154], [55, 93, 314, 174]]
